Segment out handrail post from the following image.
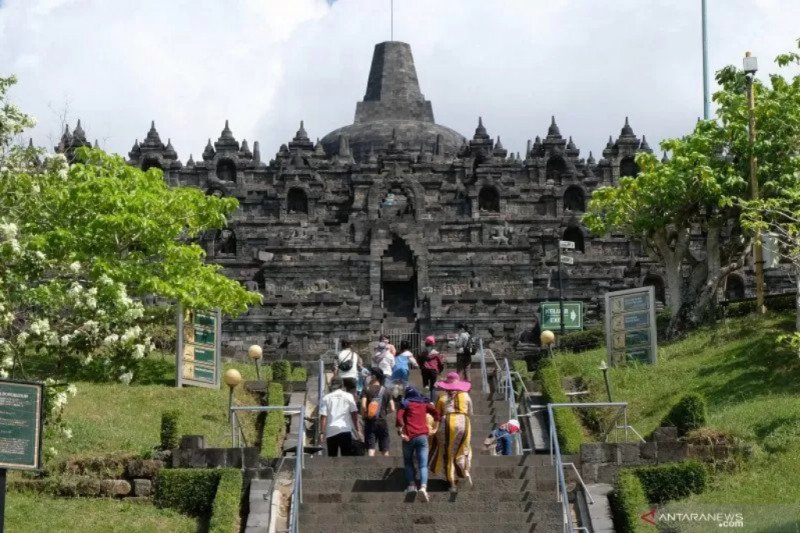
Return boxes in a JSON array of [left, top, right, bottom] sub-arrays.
[[479, 338, 489, 394]]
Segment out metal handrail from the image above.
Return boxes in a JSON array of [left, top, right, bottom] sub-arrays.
[[316, 358, 326, 445], [547, 401, 644, 533], [502, 359, 523, 455], [478, 338, 489, 394], [231, 404, 306, 533]]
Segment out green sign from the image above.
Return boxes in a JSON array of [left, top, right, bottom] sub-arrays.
[[177, 305, 221, 389], [0, 380, 44, 470], [540, 302, 584, 330]]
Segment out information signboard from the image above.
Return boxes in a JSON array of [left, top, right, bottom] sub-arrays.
[[540, 301, 584, 331], [176, 304, 221, 389], [604, 286, 657, 366], [0, 380, 44, 470]]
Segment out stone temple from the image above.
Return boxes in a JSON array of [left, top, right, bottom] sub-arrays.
[[55, 41, 775, 359]]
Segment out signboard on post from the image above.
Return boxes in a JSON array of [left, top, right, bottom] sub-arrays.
[[176, 303, 222, 389], [559, 240, 576, 249], [540, 301, 584, 331], [604, 286, 657, 366], [0, 380, 44, 470], [560, 255, 574, 265]]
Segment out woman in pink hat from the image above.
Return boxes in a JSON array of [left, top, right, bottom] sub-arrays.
[[429, 372, 473, 492]]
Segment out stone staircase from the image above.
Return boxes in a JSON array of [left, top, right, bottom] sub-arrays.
[[298, 371, 567, 532]]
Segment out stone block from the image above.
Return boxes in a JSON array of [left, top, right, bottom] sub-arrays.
[[580, 443, 606, 464], [617, 443, 641, 464], [580, 463, 598, 484], [657, 441, 688, 463], [205, 448, 228, 468], [243, 447, 261, 469], [100, 479, 132, 497], [76, 477, 102, 497], [188, 448, 209, 468], [125, 459, 163, 479], [597, 464, 620, 484], [652, 426, 678, 443], [687, 444, 712, 461], [132, 478, 152, 497], [180, 435, 206, 449], [640, 442, 658, 462]]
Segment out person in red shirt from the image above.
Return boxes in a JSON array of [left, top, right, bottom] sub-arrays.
[[396, 386, 440, 502]]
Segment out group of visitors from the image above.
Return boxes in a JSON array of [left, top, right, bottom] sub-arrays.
[[318, 327, 486, 499]]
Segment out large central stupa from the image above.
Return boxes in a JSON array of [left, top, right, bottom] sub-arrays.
[[320, 41, 465, 162]]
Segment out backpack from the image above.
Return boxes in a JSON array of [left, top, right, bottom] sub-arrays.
[[392, 353, 410, 378], [365, 387, 385, 420], [338, 350, 354, 372], [464, 335, 477, 356]]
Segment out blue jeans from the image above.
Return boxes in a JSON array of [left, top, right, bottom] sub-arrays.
[[402, 435, 429, 487]]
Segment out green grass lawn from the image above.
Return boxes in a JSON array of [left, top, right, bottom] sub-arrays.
[[50, 357, 270, 459], [550, 313, 800, 529], [5, 492, 197, 533]]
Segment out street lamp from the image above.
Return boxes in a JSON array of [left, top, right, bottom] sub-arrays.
[[248, 344, 263, 380], [223, 369, 242, 421], [541, 329, 556, 358], [599, 360, 613, 402], [744, 51, 766, 314]]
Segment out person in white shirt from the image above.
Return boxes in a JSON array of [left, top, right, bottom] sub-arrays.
[[319, 377, 362, 456], [373, 340, 395, 385], [335, 340, 361, 397]]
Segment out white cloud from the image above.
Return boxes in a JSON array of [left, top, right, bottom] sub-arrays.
[[1, 0, 798, 160]]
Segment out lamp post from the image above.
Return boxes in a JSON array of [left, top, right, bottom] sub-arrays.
[[599, 360, 613, 402], [223, 369, 242, 421], [248, 344, 263, 380], [744, 51, 766, 314], [540, 329, 555, 358]]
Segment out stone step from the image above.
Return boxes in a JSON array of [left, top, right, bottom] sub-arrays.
[[298, 511, 562, 527], [299, 500, 560, 514], [302, 465, 554, 480], [312, 454, 559, 467], [301, 521, 561, 533], [302, 477, 556, 493], [302, 489, 550, 504]]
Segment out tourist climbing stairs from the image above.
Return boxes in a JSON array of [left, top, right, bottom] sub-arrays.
[[298, 369, 567, 532]]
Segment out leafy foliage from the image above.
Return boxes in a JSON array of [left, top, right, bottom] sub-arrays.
[[160, 410, 181, 450], [209, 469, 243, 533], [538, 361, 584, 454], [558, 328, 604, 353], [271, 360, 292, 382], [634, 461, 708, 503], [609, 470, 649, 533], [154, 469, 221, 517], [660, 393, 708, 437]]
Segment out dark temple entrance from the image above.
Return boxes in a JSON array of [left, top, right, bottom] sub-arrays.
[[381, 237, 417, 329]]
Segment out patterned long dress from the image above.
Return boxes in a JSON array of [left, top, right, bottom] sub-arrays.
[[429, 391, 473, 485]]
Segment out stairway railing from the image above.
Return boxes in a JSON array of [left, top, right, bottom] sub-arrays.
[[230, 404, 306, 533], [547, 401, 644, 533], [316, 358, 326, 446]]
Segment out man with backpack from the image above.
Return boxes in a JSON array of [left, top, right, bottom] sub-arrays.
[[454, 324, 474, 381], [417, 336, 444, 396], [390, 340, 419, 399], [360, 368, 395, 456], [335, 340, 361, 399]]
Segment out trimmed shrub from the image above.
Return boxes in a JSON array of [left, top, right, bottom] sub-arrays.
[[538, 362, 584, 454], [726, 293, 795, 317], [559, 328, 604, 353], [660, 393, 708, 437], [261, 363, 273, 382], [656, 308, 671, 340], [634, 461, 708, 503], [291, 366, 308, 382], [272, 360, 292, 382], [160, 410, 180, 450], [261, 382, 285, 458], [209, 469, 243, 533], [513, 359, 533, 397], [609, 470, 649, 533], [154, 469, 220, 516]]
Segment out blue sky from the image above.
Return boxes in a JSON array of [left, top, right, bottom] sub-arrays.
[[1, 0, 798, 160]]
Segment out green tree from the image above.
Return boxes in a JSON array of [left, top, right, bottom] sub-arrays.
[[0, 74, 260, 385], [585, 40, 800, 332]]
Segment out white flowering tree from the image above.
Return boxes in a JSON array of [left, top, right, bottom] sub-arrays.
[[0, 75, 260, 412]]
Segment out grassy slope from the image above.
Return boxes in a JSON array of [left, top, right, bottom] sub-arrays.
[[5, 493, 196, 533], [551, 313, 800, 528], [51, 358, 266, 458]]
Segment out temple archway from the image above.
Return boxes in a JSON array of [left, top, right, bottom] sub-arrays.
[[287, 187, 309, 214], [547, 156, 567, 184], [563, 226, 585, 253], [217, 159, 236, 182], [381, 236, 417, 326], [725, 274, 745, 301], [478, 186, 500, 212], [563, 185, 585, 212], [642, 274, 666, 304], [620, 156, 639, 178]]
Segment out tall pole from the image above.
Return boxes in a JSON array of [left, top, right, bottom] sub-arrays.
[[557, 245, 565, 336], [746, 51, 765, 314], [701, 0, 710, 119], [390, 0, 394, 41]]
